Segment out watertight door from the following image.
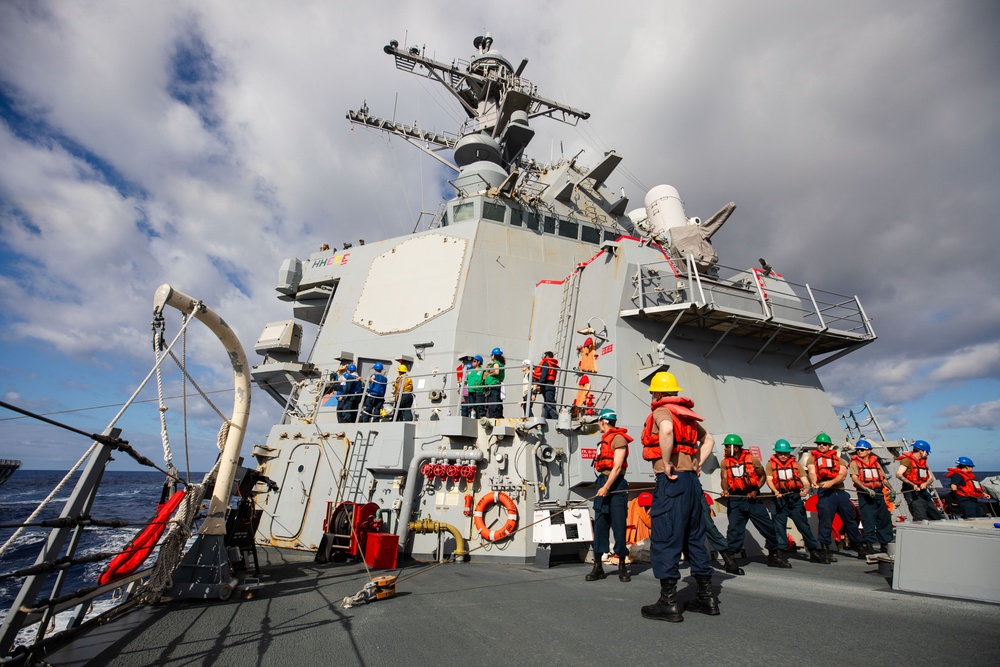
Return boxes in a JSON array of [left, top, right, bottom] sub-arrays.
[[270, 443, 321, 540]]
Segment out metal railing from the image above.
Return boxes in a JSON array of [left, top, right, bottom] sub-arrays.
[[630, 255, 876, 340], [313, 366, 614, 424]]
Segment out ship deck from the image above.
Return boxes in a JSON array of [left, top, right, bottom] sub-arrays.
[[47, 546, 999, 666]]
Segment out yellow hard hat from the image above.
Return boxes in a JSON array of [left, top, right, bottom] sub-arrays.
[[649, 371, 682, 393], [398, 364, 408, 373]]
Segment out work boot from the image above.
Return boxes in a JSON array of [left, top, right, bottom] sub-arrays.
[[618, 561, 631, 582], [767, 550, 792, 569], [585, 561, 606, 581], [641, 578, 683, 622], [721, 550, 745, 575], [684, 574, 720, 616], [879, 544, 889, 554], [821, 545, 838, 563], [808, 548, 829, 564]]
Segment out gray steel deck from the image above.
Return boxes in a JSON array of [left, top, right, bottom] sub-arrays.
[[47, 546, 1000, 666]]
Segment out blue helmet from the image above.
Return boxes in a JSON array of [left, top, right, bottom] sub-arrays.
[[912, 440, 931, 453], [347, 364, 357, 372], [598, 408, 617, 422], [957, 456, 975, 467], [491, 347, 503, 356], [373, 362, 384, 372], [473, 355, 483, 363], [855, 440, 872, 450]]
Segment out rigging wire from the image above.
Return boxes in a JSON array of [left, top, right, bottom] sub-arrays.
[[0, 390, 234, 423]]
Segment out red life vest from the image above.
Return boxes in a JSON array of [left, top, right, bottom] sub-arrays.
[[896, 452, 930, 486], [947, 467, 985, 498], [641, 397, 702, 461], [851, 454, 884, 490], [724, 449, 761, 493], [595, 427, 633, 473], [768, 455, 803, 492], [532, 357, 559, 383], [811, 449, 842, 481]]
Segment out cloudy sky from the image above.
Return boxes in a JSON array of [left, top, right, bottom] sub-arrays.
[[1, 0, 998, 473]]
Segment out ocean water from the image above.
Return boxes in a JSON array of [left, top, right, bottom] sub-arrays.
[[0, 469, 179, 641]]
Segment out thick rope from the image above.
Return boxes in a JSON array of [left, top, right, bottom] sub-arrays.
[[135, 422, 228, 605], [182, 318, 191, 484], [153, 322, 178, 480]]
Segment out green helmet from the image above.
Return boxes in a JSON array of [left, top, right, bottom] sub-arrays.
[[814, 432, 833, 445], [723, 433, 744, 447], [774, 439, 792, 453], [598, 408, 617, 422]]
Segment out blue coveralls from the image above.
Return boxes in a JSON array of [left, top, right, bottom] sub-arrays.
[[773, 493, 820, 551], [338, 374, 361, 423], [650, 471, 712, 581], [701, 496, 728, 553], [816, 488, 862, 546], [725, 495, 780, 552], [856, 490, 894, 544], [359, 373, 387, 422], [902, 485, 944, 521], [592, 474, 629, 559]]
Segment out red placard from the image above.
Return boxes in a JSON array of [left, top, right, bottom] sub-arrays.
[[580, 448, 597, 460]]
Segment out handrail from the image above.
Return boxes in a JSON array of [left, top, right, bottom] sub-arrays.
[[315, 367, 615, 423]]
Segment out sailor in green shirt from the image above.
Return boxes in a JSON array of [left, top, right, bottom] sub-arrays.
[[483, 347, 506, 418], [466, 355, 485, 417]]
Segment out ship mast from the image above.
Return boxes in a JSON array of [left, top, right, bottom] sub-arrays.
[[347, 33, 590, 172]]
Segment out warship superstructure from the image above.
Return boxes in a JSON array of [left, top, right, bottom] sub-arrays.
[[248, 33, 876, 564], [8, 32, 1000, 667]]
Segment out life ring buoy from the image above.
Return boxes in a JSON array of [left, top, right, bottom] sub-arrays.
[[97, 489, 187, 586], [473, 491, 518, 541]]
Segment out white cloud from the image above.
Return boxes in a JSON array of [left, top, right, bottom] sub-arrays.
[[2, 0, 999, 468], [937, 400, 1000, 431], [929, 342, 1000, 383]]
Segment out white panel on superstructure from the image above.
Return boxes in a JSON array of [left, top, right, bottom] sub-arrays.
[[352, 234, 468, 333]]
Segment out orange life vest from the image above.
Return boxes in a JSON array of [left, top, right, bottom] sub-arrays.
[[851, 454, 884, 490], [724, 449, 761, 494], [532, 357, 559, 383], [768, 455, 803, 492], [896, 452, 929, 486], [595, 427, 633, 473], [947, 467, 985, 498], [811, 449, 842, 481], [641, 397, 702, 461]]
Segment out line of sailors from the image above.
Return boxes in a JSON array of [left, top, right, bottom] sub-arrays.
[[704, 433, 992, 575], [457, 348, 507, 418], [327, 361, 411, 423], [584, 371, 995, 624], [598, 427, 995, 580], [327, 347, 564, 422]]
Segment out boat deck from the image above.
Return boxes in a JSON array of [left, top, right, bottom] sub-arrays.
[[48, 546, 1000, 666]]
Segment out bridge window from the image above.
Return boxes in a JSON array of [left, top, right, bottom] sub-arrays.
[[483, 201, 506, 222], [525, 211, 539, 231], [453, 202, 475, 223], [543, 216, 556, 234], [509, 208, 523, 226], [558, 219, 578, 240], [581, 225, 601, 244]]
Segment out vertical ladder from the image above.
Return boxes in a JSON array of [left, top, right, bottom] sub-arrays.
[[341, 431, 376, 504]]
